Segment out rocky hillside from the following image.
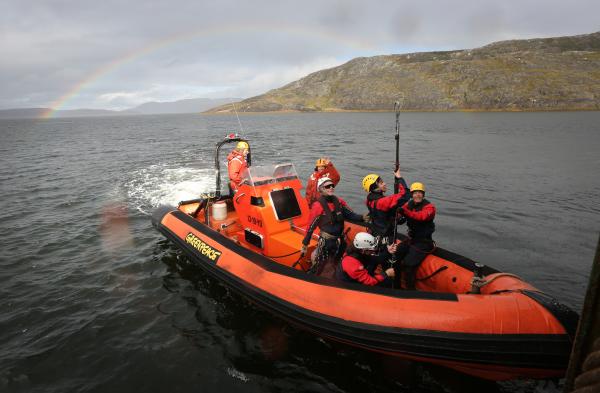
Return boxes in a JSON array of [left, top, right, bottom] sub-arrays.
[[208, 31, 600, 112]]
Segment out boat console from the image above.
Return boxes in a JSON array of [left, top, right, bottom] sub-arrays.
[[231, 163, 314, 267]]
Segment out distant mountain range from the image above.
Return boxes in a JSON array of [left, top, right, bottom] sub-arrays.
[[208, 31, 600, 113], [0, 98, 241, 119], [4, 31, 600, 119]]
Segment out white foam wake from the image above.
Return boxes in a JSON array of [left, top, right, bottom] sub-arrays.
[[125, 163, 216, 215]]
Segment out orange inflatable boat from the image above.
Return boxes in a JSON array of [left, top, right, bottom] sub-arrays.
[[152, 135, 578, 381]]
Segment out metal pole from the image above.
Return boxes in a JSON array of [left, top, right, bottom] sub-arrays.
[[564, 234, 600, 392]]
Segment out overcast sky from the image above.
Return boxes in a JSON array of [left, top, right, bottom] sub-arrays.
[[1, 0, 598, 110]]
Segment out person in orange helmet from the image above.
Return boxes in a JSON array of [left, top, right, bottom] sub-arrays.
[[305, 157, 340, 207], [227, 141, 249, 193]]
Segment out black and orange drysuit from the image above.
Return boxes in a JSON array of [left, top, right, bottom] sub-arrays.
[[396, 198, 436, 289]]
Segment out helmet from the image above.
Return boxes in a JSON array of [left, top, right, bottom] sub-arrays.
[[236, 141, 249, 149], [362, 174, 380, 193], [317, 177, 333, 189], [353, 232, 377, 250], [410, 182, 425, 193], [315, 158, 328, 167]]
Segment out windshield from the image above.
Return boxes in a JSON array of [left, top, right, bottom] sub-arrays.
[[240, 163, 299, 189]]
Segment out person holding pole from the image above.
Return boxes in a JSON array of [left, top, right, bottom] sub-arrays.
[[362, 170, 409, 241], [359, 101, 410, 286], [361, 102, 410, 244]]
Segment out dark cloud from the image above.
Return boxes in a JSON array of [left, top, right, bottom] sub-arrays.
[[1, 0, 598, 110]]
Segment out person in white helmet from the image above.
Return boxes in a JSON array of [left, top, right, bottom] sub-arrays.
[[301, 176, 365, 277], [336, 232, 396, 286]]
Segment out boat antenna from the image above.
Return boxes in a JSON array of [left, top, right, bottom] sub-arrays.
[[231, 102, 245, 135]]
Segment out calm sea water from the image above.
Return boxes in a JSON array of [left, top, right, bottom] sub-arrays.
[[1, 112, 599, 393]]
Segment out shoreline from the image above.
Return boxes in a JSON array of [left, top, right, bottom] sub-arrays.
[[203, 107, 600, 115]]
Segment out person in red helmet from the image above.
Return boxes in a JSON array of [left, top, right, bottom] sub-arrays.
[[227, 141, 249, 193], [301, 177, 365, 277], [396, 182, 436, 290], [305, 157, 340, 207]]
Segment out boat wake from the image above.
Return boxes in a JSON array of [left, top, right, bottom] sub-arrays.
[[125, 163, 215, 215]]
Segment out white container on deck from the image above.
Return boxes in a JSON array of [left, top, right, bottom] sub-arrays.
[[212, 201, 228, 221]]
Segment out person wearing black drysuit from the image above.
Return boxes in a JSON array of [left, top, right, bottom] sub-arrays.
[[396, 182, 436, 290], [360, 168, 410, 279], [302, 177, 365, 277], [363, 168, 410, 242]]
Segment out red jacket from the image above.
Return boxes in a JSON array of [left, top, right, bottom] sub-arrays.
[[365, 179, 409, 237], [227, 150, 247, 192], [401, 200, 436, 221], [401, 199, 436, 240], [340, 254, 387, 286], [305, 163, 340, 207]]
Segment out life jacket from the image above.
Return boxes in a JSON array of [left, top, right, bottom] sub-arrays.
[[366, 192, 396, 237], [317, 195, 344, 236], [404, 199, 435, 240]]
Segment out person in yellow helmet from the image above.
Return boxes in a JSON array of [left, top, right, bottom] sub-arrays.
[[227, 141, 249, 193], [363, 167, 410, 240], [396, 181, 436, 290], [305, 157, 340, 207]]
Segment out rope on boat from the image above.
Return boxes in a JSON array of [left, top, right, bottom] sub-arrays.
[[291, 256, 308, 272], [470, 272, 523, 291], [262, 250, 301, 258], [416, 265, 448, 281]]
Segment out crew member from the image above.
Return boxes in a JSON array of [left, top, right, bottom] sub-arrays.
[[301, 177, 364, 277], [396, 182, 436, 290], [336, 232, 396, 286], [227, 141, 249, 193], [305, 158, 340, 207], [362, 168, 410, 242]]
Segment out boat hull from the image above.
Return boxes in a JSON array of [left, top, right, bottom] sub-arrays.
[[153, 206, 577, 380]]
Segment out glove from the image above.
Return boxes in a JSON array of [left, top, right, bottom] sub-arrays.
[[362, 213, 372, 223], [300, 245, 308, 257]]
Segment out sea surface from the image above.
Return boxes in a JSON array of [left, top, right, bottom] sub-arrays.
[[1, 112, 599, 393]]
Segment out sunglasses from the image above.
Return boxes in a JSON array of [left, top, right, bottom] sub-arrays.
[[322, 184, 335, 189]]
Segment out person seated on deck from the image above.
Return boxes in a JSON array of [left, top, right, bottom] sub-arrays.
[[396, 182, 436, 290], [336, 232, 396, 286], [305, 158, 340, 207], [227, 141, 249, 193], [301, 177, 366, 277]]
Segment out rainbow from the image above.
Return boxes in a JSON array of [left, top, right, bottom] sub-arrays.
[[40, 24, 377, 119]]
